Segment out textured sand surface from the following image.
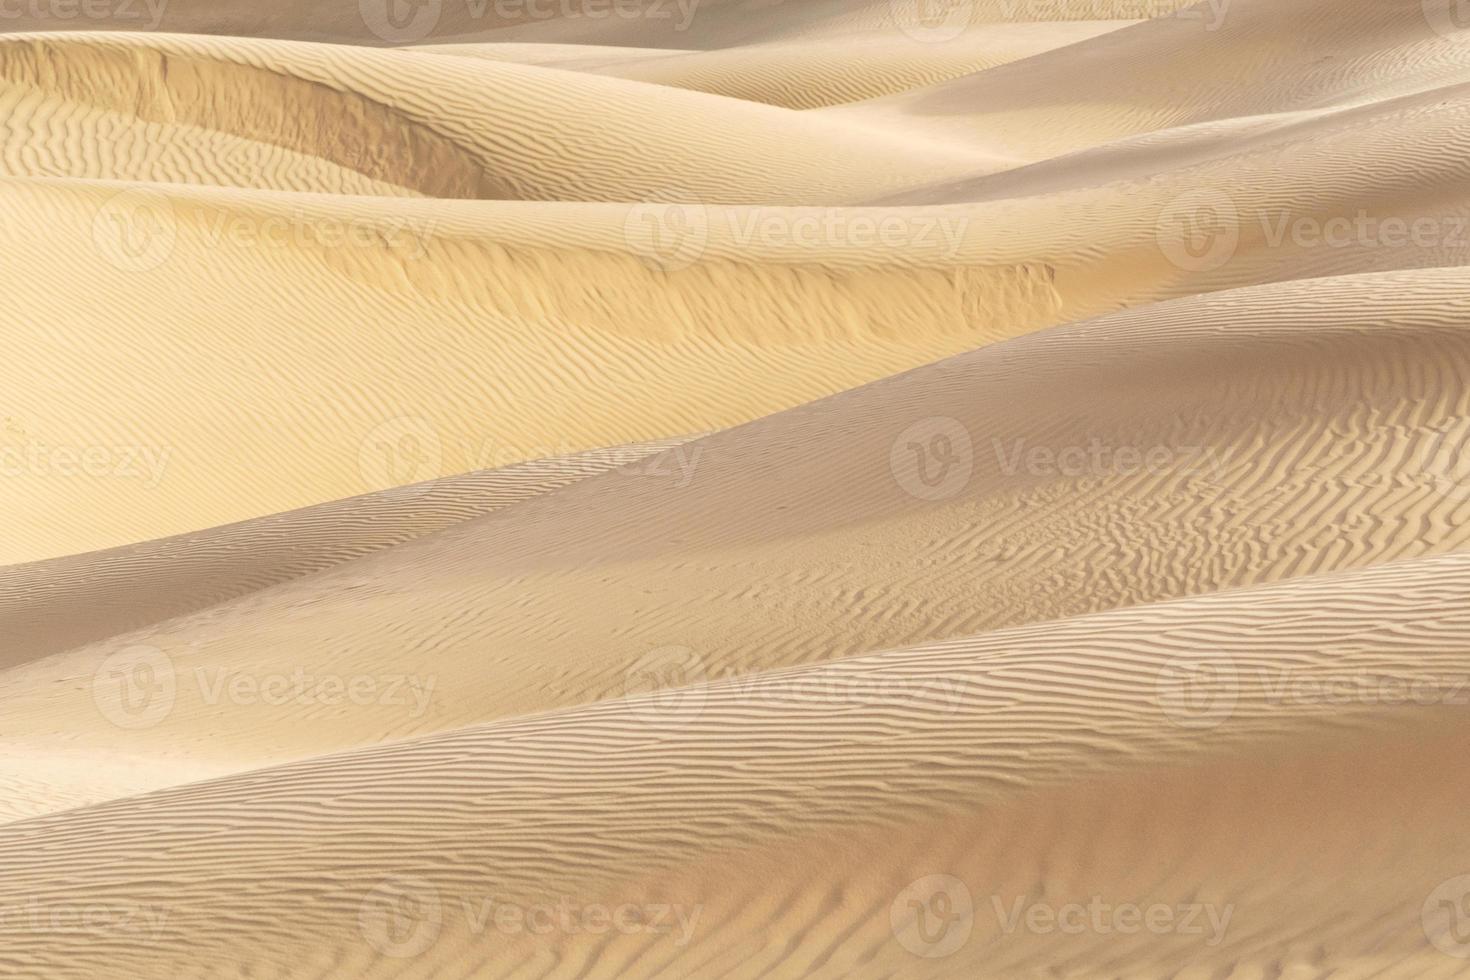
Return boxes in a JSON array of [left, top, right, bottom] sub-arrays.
[[6, 0, 1470, 977]]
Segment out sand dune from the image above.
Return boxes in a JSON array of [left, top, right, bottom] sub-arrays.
[[6, 0, 1470, 977], [0, 0, 1191, 45], [3, 554, 1469, 977], [834, 0, 1470, 158], [8, 266, 1470, 818]]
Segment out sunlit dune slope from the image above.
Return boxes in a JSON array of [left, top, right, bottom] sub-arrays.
[[1, 553, 1468, 977], [14, 112, 1470, 563]]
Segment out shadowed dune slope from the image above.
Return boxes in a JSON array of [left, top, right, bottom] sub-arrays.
[[7, 267, 1470, 817], [0, 0, 1193, 46], [1, 553, 1468, 977], [0, 438, 690, 663], [833, 0, 1470, 159]]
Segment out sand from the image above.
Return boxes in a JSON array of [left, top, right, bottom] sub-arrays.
[[4, 0, 1470, 977]]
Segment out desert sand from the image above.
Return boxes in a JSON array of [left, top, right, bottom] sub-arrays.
[[4, 0, 1470, 977]]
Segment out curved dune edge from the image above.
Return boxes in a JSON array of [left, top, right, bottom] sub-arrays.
[[0, 177, 1060, 564], [1, 552, 1468, 977], [0, 31, 1003, 200], [6, 267, 1470, 818], [416, 22, 1130, 109], [0, 438, 694, 665]]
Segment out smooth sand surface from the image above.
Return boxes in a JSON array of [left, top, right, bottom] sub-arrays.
[[6, 1, 1470, 977]]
